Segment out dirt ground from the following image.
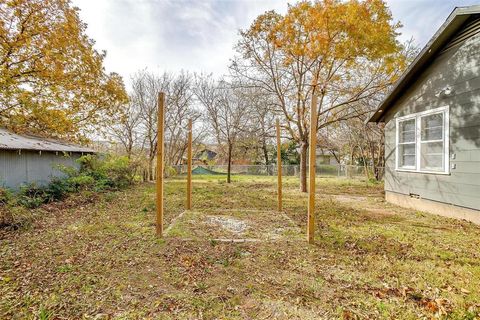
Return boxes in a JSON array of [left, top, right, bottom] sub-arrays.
[[1, 175, 480, 319]]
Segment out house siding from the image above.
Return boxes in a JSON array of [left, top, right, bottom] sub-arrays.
[[0, 150, 83, 190], [384, 17, 480, 211]]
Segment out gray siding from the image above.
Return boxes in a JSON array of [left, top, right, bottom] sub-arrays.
[[0, 150, 82, 190], [384, 17, 480, 211]]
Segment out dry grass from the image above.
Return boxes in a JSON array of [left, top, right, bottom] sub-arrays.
[[1, 175, 480, 319]]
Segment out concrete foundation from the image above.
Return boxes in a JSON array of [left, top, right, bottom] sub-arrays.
[[386, 191, 480, 225]]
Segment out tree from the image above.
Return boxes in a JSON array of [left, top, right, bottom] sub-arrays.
[[242, 87, 276, 166], [129, 70, 201, 179], [231, 0, 407, 192], [194, 75, 251, 183], [0, 0, 127, 140], [164, 72, 202, 166], [109, 101, 142, 159]]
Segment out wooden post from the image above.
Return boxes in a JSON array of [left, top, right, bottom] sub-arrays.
[[156, 92, 165, 237], [307, 93, 317, 244], [186, 119, 193, 210], [276, 119, 282, 212]]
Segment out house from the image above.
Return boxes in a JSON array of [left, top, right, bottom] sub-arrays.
[[368, 6, 480, 224], [316, 147, 340, 166], [0, 128, 95, 189], [193, 148, 218, 165]]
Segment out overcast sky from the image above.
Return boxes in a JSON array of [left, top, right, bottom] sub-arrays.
[[71, 0, 479, 88]]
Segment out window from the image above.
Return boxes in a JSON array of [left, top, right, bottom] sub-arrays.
[[396, 106, 449, 174]]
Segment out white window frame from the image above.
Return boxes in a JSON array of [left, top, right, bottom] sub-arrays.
[[395, 106, 450, 175]]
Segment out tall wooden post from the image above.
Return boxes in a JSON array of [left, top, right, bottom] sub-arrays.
[[186, 119, 193, 210], [276, 119, 282, 212], [156, 92, 165, 237], [307, 93, 317, 244]]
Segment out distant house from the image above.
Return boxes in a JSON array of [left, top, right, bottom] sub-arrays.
[[316, 148, 340, 166], [0, 128, 95, 189], [368, 6, 480, 224], [193, 148, 217, 165]]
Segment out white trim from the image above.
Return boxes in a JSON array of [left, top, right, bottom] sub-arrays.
[[395, 106, 450, 175]]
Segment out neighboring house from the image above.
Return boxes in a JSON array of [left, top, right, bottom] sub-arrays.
[[193, 148, 218, 165], [368, 6, 480, 224], [0, 128, 95, 189], [316, 148, 340, 166]]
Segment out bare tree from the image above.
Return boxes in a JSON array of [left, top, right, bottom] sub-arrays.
[[130, 70, 201, 179], [109, 101, 142, 158], [194, 75, 251, 183], [164, 72, 202, 165], [239, 86, 276, 165]]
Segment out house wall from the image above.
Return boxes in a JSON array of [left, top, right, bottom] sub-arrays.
[[384, 17, 480, 212], [316, 155, 339, 166], [0, 150, 83, 190]]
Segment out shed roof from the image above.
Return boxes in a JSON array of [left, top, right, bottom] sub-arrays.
[[368, 5, 480, 123], [0, 128, 95, 153]]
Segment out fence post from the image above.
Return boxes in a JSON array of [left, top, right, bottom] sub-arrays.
[[186, 119, 193, 210], [276, 119, 282, 212], [307, 93, 317, 244], [156, 92, 165, 237]]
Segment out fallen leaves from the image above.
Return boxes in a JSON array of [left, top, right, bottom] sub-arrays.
[[1, 177, 480, 319]]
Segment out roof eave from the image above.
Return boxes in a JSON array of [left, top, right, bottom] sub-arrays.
[[367, 6, 479, 123]]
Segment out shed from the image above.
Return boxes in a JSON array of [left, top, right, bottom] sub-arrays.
[[368, 6, 480, 224], [0, 128, 95, 189]]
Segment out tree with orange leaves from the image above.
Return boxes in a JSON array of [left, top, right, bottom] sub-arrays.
[[0, 0, 127, 141], [231, 0, 408, 192]]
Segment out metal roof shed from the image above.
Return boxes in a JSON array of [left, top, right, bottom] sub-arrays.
[[0, 128, 95, 189]]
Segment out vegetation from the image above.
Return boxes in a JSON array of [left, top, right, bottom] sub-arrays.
[[231, 0, 410, 191], [0, 155, 137, 229], [0, 0, 128, 140], [3, 1, 477, 318], [1, 175, 479, 318]]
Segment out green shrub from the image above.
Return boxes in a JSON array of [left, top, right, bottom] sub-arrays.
[[0, 187, 13, 205], [1, 154, 138, 215], [72, 154, 137, 190], [45, 177, 74, 201], [17, 183, 48, 208], [165, 166, 178, 178], [68, 175, 96, 190]]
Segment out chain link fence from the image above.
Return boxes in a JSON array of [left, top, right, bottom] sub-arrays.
[[169, 164, 384, 180]]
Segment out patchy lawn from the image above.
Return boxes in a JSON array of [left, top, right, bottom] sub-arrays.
[[1, 175, 480, 319]]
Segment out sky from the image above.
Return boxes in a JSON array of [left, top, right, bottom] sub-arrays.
[[71, 0, 480, 88]]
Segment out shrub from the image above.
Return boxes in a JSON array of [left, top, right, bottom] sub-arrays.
[[68, 175, 96, 191], [72, 154, 138, 190], [45, 177, 74, 201], [17, 183, 49, 208], [165, 166, 178, 178], [0, 187, 13, 205], [1, 154, 138, 217], [100, 156, 137, 188]]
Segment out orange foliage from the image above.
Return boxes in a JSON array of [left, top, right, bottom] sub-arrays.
[[0, 0, 128, 141]]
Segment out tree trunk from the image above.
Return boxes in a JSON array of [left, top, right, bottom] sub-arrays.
[[262, 139, 271, 175], [148, 156, 154, 181], [299, 142, 308, 193], [227, 143, 232, 183], [262, 139, 269, 165]]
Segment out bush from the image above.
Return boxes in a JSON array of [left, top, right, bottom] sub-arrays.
[[17, 183, 49, 209], [45, 177, 74, 201], [3, 154, 138, 212], [0, 187, 13, 205], [73, 154, 137, 190], [165, 166, 178, 178]]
